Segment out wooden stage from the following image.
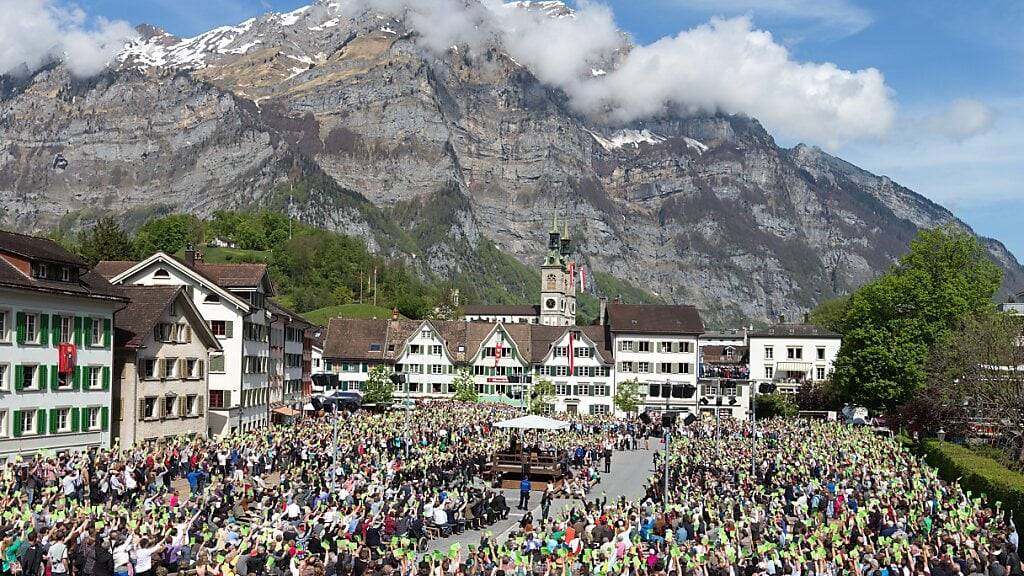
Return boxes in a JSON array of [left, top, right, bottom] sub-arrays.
[[489, 450, 565, 490]]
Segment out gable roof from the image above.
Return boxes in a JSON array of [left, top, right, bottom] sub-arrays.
[[748, 323, 841, 339], [529, 324, 614, 365], [324, 318, 389, 361], [194, 263, 271, 291], [0, 255, 126, 302], [605, 303, 704, 335], [115, 285, 222, 349], [701, 345, 749, 364], [266, 299, 311, 328], [94, 260, 139, 279], [101, 253, 252, 312], [0, 230, 88, 267]]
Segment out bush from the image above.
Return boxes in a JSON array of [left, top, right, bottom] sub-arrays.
[[922, 440, 1024, 527]]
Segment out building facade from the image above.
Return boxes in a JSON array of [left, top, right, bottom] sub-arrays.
[[747, 322, 842, 394], [113, 285, 221, 446], [97, 249, 276, 437], [0, 231, 126, 460]]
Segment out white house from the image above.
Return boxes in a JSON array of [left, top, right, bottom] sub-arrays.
[[96, 248, 274, 437], [747, 322, 842, 394], [0, 231, 127, 460], [533, 326, 615, 416]]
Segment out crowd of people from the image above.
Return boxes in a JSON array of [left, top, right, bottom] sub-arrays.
[[1, 403, 1018, 576]]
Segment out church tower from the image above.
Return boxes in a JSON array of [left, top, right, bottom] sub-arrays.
[[539, 216, 576, 326]]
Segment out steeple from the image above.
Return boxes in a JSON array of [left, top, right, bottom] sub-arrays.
[[559, 219, 572, 258], [548, 213, 561, 252]]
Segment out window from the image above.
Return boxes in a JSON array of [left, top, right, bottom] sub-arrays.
[[91, 317, 103, 346], [637, 341, 651, 353], [638, 362, 650, 374], [431, 365, 444, 375], [57, 408, 71, 432], [204, 294, 221, 304], [817, 347, 826, 360], [209, 354, 225, 373], [554, 383, 570, 395], [86, 407, 101, 431], [140, 397, 157, 420], [457, 345, 465, 353], [61, 267, 70, 282], [187, 359, 203, 379], [25, 313, 39, 344], [209, 390, 226, 409], [186, 395, 199, 416], [680, 363, 692, 374], [421, 328, 432, 339], [176, 324, 191, 343], [787, 347, 803, 360], [618, 340, 634, 352], [593, 384, 609, 396], [575, 384, 591, 396], [764, 346, 774, 360], [816, 367, 826, 380], [574, 347, 592, 358], [59, 316, 72, 344], [0, 364, 7, 391], [369, 343, 381, 352], [679, 341, 693, 353], [553, 346, 567, 357], [0, 309, 9, 342], [0, 409, 7, 438], [765, 366, 774, 379], [619, 361, 633, 373], [31, 262, 48, 279], [210, 320, 227, 337], [141, 359, 158, 379], [22, 365, 38, 390], [22, 410, 36, 435], [589, 404, 610, 415], [659, 341, 673, 353], [154, 322, 173, 342], [430, 345, 443, 356], [154, 268, 170, 279], [88, 366, 101, 389], [163, 396, 178, 418]]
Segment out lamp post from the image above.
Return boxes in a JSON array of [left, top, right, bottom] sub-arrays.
[[751, 382, 775, 476], [937, 428, 946, 442], [663, 379, 671, 514], [330, 402, 339, 490]]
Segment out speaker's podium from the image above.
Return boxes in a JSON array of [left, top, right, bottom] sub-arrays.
[[490, 449, 564, 490]]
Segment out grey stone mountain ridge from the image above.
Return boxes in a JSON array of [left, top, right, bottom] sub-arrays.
[[1, 0, 1020, 324]]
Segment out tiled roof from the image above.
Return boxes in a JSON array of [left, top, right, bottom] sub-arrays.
[[266, 299, 312, 327], [701, 345, 749, 364], [114, 285, 182, 348], [0, 256, 126, 301], [194, 263, 268, 289], [748, 323, 841, 338], [463, 304, 540, 317], [324, 318, 389, 361], [606, 303, 704, 335], [0, 230, 88, 267], [93, 260, 138, 279]]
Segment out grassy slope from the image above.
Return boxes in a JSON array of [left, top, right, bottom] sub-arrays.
[[303, 303, 402, 325]]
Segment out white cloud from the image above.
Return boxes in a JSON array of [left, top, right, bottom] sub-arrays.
[[0, 0, 137, 77], [343, 1, 896, 148], [922, 98, 995, 141], [676, 0, 872, 37]]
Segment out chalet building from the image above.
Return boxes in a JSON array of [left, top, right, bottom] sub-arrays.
[[112, 285, 221, 446], [748, 320, 842, 394], [266, 299, 311, 423], [96, 248, 277, 437], [0, 231, 127, 460]]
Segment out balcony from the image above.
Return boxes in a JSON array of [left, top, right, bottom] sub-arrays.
[[998, 302, 1024, 316]]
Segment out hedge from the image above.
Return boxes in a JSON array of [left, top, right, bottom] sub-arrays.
[[922, 440, 1024, 527]]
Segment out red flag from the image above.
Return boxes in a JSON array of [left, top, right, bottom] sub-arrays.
[[580, 266, 587, 292], [494, 338, 503, 368], [568, 331, 575, 376], [568, 260, 575, 287]]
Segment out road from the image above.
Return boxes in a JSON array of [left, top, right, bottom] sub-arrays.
[[426, 443, 660, 552]]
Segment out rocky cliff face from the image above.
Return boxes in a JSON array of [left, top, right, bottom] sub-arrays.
[[1, 1, 1020, 324]]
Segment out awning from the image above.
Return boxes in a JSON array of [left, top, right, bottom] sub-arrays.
[[302, 403, 316, 411], [272, 406, 301, 417], [775, 362, 811, 372], [494, 415, 569, 431]]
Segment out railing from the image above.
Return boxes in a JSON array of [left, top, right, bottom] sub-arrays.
[[998, 303, 1024, 315]]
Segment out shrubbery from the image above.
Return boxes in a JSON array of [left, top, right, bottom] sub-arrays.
[[922, 440, 1024, 527]]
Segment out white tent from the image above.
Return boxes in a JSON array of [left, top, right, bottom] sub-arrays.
[[494, 414, 569, 431]]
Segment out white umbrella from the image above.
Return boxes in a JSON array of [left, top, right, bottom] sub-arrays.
[[493, 414, 569, 431]]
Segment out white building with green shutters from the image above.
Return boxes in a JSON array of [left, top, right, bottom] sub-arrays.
[[0, 231, 127, 460]]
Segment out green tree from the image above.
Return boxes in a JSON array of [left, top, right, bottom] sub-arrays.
[[76, 217, 135, 265], [833, 226, 1002, 412], [808, 295, 849, 333], [134, 214, 204, 257], [451, 368, 478, 402], [363, 364, 395, 404], [754, 393, 798, 419], [528, 377, 556, 414], [613, 378, 642, 414]]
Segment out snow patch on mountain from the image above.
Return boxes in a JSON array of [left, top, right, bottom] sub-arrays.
[[589, 129, 666, 150], [277, 6, 311, 26], [503, 1, 575, 19]]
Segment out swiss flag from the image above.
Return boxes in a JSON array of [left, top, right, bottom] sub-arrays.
[[568, 260, 576, 287], [568, 331, 575, 376], [494, 339, 503, 368]]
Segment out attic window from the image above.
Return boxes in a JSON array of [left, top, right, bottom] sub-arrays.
[[204, 294, 221, 303], [369, 343, 381, 352], [154, 268, 170, 279], [31, 262, 48, 279], [388, 344, 396, 352], [458, 345, 466, 353]]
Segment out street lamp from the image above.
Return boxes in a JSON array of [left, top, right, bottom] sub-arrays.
[[937, 428, 946, 442], [751, 382, 776, 476]]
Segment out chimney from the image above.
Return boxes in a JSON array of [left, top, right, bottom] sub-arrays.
[[599, 297, 608, 325], [614, 294, 622, 304], [778, 314, 786, 325], [391, 307, 400, 321], [184, 243, 196, 268], [195, 250, 204, 264]]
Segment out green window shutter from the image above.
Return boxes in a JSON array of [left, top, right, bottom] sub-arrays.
[[100, 406, 109, 431], [38, 365, 48, 390], [73, 366, 81, 390], [210, 355, 224, 372], [83, 317, 92, 346], [102, 366, 110, 390], [71, 408, 80, 432], [16, 312, 26, 344], [37, 409, 47, 435], [51, 314, 61, 344], [104, 318, 112, 348], [50, 409, 58, 434], [12, 411, 21, 437], [39, 314, 49, 346], [51, 365, 59, 390], [14, 365, 24, 392], [224, 321, 233, 338], [74, 316, 83, 346]]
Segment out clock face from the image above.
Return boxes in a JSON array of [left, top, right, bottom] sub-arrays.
[[546, 298, 556, 309]]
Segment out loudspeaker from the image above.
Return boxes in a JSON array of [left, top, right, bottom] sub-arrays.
[[639, 412, 652, 425], [682, 413, 697, 426]]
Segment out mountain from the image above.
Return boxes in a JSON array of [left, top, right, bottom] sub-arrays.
[[1, 0, 1020, 325]]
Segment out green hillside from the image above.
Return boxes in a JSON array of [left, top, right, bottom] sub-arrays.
[[303, 304, 402, 326]]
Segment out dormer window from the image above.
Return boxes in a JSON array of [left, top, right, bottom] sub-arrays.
[[31, 262, 48, 279], [61, 267, 70, 282], [154, 268, 170, 279], [369, 343, 381, 352]]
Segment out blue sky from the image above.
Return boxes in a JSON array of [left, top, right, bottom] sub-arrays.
[[74, 0, 1024, 262]]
